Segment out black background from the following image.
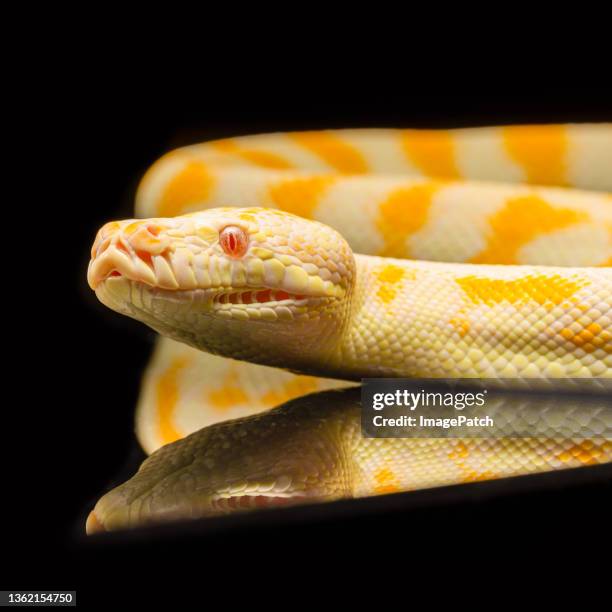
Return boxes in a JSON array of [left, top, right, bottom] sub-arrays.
[[7, 77, 612, 605]]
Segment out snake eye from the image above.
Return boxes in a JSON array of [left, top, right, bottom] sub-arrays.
[[219, 225, 249, 258]]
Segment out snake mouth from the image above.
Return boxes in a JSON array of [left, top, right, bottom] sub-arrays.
[[96, 276, 329, 302], [91, 250, 345, 310], [94, 277, 335, 324], [211, 288, 307, 306], [89, 250, 345, 301], [209, 494, 310, 513]]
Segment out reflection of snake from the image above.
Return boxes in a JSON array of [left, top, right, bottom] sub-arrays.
[[86, 125, 612, 533], [87, 388, 612, 532]]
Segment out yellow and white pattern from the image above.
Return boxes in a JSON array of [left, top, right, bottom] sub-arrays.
[[85, 125, 612, 533], [137, 338, 350, 454]]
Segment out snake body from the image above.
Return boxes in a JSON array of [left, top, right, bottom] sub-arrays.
[[86, 125, 612, 532]]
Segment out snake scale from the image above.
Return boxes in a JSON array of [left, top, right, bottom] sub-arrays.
[[86, 125, 612, 533]]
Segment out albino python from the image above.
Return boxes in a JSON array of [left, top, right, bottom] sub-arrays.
[[85, 124, 612, 533]]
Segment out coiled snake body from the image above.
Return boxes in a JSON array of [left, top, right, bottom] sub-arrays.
[[86, 125, 612, 533]]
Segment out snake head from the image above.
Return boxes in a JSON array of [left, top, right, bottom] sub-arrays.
[[88, 207, 355, 371], [86, 389, 359, 533]]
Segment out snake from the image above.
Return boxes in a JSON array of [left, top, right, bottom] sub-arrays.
[[85, 124, 612, 533]]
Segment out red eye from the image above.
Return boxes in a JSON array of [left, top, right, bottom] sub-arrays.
[[219, 225, 249, 258]]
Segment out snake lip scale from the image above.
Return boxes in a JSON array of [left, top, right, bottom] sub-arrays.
[[100, 279, 316, 309]]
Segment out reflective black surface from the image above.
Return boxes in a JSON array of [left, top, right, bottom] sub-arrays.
[[11, 80, 612, 604]]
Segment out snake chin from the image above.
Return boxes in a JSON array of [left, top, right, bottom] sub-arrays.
[[94, 275, 349, 370]]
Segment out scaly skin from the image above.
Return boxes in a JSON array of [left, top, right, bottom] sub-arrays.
[[137, 126, 612, 222], [136, 127, 612, 268], [86, 388, 612, 533]]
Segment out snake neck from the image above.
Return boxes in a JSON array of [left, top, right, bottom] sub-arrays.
[[328, 254, 414, 379], [328, 255, 611, 383]]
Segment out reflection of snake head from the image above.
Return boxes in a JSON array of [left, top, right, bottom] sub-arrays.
[[88, 207, 355, 369], [86, 383, 612, 533], [86, 388, 361, 534]]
